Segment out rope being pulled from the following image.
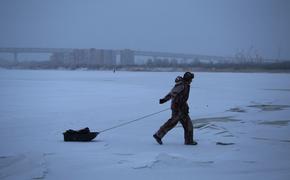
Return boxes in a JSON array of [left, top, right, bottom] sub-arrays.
[[99, 108, 170, 133]]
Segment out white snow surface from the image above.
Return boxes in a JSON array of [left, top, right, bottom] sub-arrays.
[[0, 69, 290, 180]]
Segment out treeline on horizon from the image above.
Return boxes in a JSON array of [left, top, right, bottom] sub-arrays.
[[1, 59, 290, 72]]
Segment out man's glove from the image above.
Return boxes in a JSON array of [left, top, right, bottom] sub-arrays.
[[159, 98, 166, 104]]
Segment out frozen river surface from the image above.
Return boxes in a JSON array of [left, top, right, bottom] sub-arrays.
[[0, 70, 290, 180]]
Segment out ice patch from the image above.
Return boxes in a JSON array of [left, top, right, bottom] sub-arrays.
[[227, 107, 247, 113], [252, 137, 290, 143], [216, 142, 235, 145], [193, 116, 241, 124], [258, 120, 290, 126], [264, 88, 290, 92], [248, 104, 290, 111]]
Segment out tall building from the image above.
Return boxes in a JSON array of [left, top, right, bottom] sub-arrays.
[[50, 52, 71, 65], [95, 49, 104, 65], [88, 48, 97, 65], [72, 49, 88, 65], [88, 49, 116, 65], [89, 48, 102, 65], [50, 48, 117, 67], [120, 49, 134, 65], [103, 50, 116, 65]]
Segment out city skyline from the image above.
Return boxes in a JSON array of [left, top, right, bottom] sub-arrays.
[[0, 0, 290, 60], [0, 47, 269, 65]]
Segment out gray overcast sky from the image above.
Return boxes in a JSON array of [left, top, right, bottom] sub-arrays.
[[0, 0, 290, 59]]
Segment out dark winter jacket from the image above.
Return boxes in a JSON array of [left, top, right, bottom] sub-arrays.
[[161, 76, 190, 113]]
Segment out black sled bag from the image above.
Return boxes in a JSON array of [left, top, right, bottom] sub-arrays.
[[63, 127, 98, 141]]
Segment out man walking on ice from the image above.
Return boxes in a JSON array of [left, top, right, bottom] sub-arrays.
[[153, 72, 197, 145]]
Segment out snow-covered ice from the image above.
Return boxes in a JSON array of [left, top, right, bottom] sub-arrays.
[[0, 69, 290, 180]]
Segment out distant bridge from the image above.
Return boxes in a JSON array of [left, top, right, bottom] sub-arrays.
[[0, 47, 232, 63], [133, 50, 230, 61], [0, 48, 74, 53], [0, 48, 73, 62]]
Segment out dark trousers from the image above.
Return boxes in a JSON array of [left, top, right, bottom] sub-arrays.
[[155, 110, 194, 144]]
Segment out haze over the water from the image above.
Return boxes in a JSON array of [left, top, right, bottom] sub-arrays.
[[0, 0, 290, 59]]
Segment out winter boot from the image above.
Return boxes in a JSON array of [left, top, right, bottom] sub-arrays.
[[185, 140, 198, 145], [153, 134, 163, 145]]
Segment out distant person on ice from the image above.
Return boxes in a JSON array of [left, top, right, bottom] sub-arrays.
[[153, 72, 197, 145]]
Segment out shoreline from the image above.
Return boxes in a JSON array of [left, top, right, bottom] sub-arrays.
[[1, 67, 290, 73]]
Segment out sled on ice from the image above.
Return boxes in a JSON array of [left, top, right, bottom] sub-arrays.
[[63, 127, 99, 142]]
